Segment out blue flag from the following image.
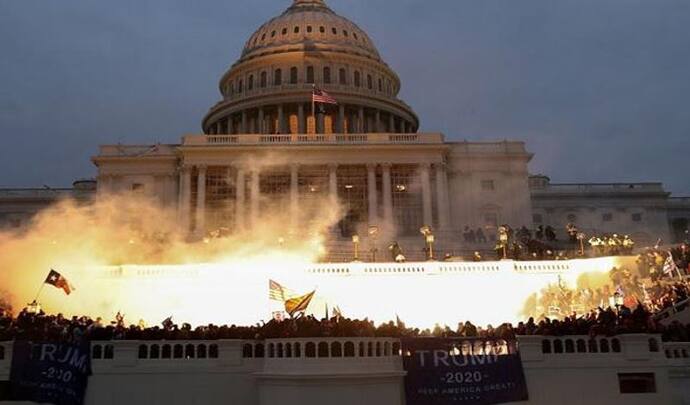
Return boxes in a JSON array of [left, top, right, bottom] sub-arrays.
[[10, 341, 92, 405]]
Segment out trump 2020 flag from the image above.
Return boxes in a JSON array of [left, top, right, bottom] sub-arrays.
[[45, 269, 74, 295]]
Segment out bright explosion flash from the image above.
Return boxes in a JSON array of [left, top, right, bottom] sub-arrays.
[[0, 194, 633, 329]]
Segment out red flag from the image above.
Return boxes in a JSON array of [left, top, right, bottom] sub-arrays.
[[44, 269, 74, 295]]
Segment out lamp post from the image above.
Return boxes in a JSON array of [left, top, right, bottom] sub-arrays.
[[577, 232, 586, 256], [498, 226, 509, 260], [352, 234, 360, 262], [420, 225, 434, 261], [368, 225, 379, 262]]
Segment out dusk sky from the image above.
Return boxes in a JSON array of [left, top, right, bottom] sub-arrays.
[[1, 0, 688, 194]]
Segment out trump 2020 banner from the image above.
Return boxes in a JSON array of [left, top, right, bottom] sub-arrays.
[[10, 341, 92, 405], [402, 338, 528, 405]]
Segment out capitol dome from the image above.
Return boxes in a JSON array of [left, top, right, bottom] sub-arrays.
[[202, 0, 418, 136]]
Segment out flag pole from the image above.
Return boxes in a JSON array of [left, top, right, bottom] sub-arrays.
[[33, 282, 46, 303]]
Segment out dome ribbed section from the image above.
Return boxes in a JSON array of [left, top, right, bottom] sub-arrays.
[[239, 0, 381, 64]]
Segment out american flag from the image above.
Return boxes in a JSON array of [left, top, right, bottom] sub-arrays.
[[269, 279, 287, 301], [312, 87, 338, 105]]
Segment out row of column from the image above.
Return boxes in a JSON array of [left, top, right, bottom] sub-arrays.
[[178, 163, 450, 235], [209, 104, 414, 135]]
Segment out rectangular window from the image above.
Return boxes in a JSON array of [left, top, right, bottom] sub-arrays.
[[632, 213, 642, 222], [618, 373, 656, 394], [481, 180, 495, 191], [290, 67, 298, 84], [533, 214, 543, 224], [603, 213, 613, 222], [131, 183, 145, 193], [306, 66, 314, 84]]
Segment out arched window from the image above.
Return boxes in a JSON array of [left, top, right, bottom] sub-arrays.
[[268, 343, 275, 358], [150, 344, 160, 359], [648, 338, 659, 352], [611, 338, 621, 353], [255, 344, 265, 358], [344, 342, 355, 357], [104, 345, 114, 359], [185, 344, 195, 359], [306, 66, 314, 84], [339, 68, 347, 85], [198, 344, 207, 358], [392, 342, 401, 356], [305, 342, 316, 358], [367, 74, 373, 89], [282, 28, 287, 35], [359, 342, 365, 357], [277, 343, 284, 358], [238, 79, 243, 93], [307, 26, 313, 33], [332, 27, 337, 35], [92, 345, 102, 359], [285, 343, 292, 358], [354, 71, 361, 87], [229, 82, 234, 95], [565, 339, 574, 353], [290, 67, 298, 84], [248, 75, 254, 91], [209, 344, 219, 358], [173, 344, 183, 359], [260, 71, 267, 88], [274, 69, 282, 86], [378, 78, 382, 92], [319, 26, 325, 33], [323, 67, 331, 84], [331, 342, 342, 357], [343, 30, 349, 37], [271, 30, 276, 37], [318, 342, 329, 357], [376, 342, 382, 357], [138, 344, 148, 359], [294, 343, 301, 358], [294, 26, 300, 34], [553, 340, 563, 354]]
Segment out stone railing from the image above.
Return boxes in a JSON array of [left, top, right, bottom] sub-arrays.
[[534, 183, 666, 194], [664, 342, 690, 361], [450, 141, 528, 155], [182, 133, 443, 146]]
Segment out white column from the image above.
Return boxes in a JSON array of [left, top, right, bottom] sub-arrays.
[[179, 165, 192, 234], [367, 164, 378, 225], [195, 165, 207, 235], [278, 104, 285, 134], [382, 163, 393, 226], [329, 164, 338, 204], [435, 163, 451, 230], [235, 168, 246, 230], [250, 170, 260, 227], [290, 164, 299, 227], [420, 163, 433, 226]]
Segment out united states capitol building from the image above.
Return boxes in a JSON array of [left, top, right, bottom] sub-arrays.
[[0, 0, 688, 253]]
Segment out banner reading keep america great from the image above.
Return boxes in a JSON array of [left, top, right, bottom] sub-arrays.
[[402, 338, 528, 405]]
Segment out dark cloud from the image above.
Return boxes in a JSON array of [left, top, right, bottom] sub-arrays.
[[0, 0, 688, 194]]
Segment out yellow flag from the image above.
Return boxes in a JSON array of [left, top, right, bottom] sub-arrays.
[[285, 290, 316, 316]]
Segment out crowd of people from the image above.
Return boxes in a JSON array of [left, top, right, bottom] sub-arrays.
[[2, 280, 690, 345]]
